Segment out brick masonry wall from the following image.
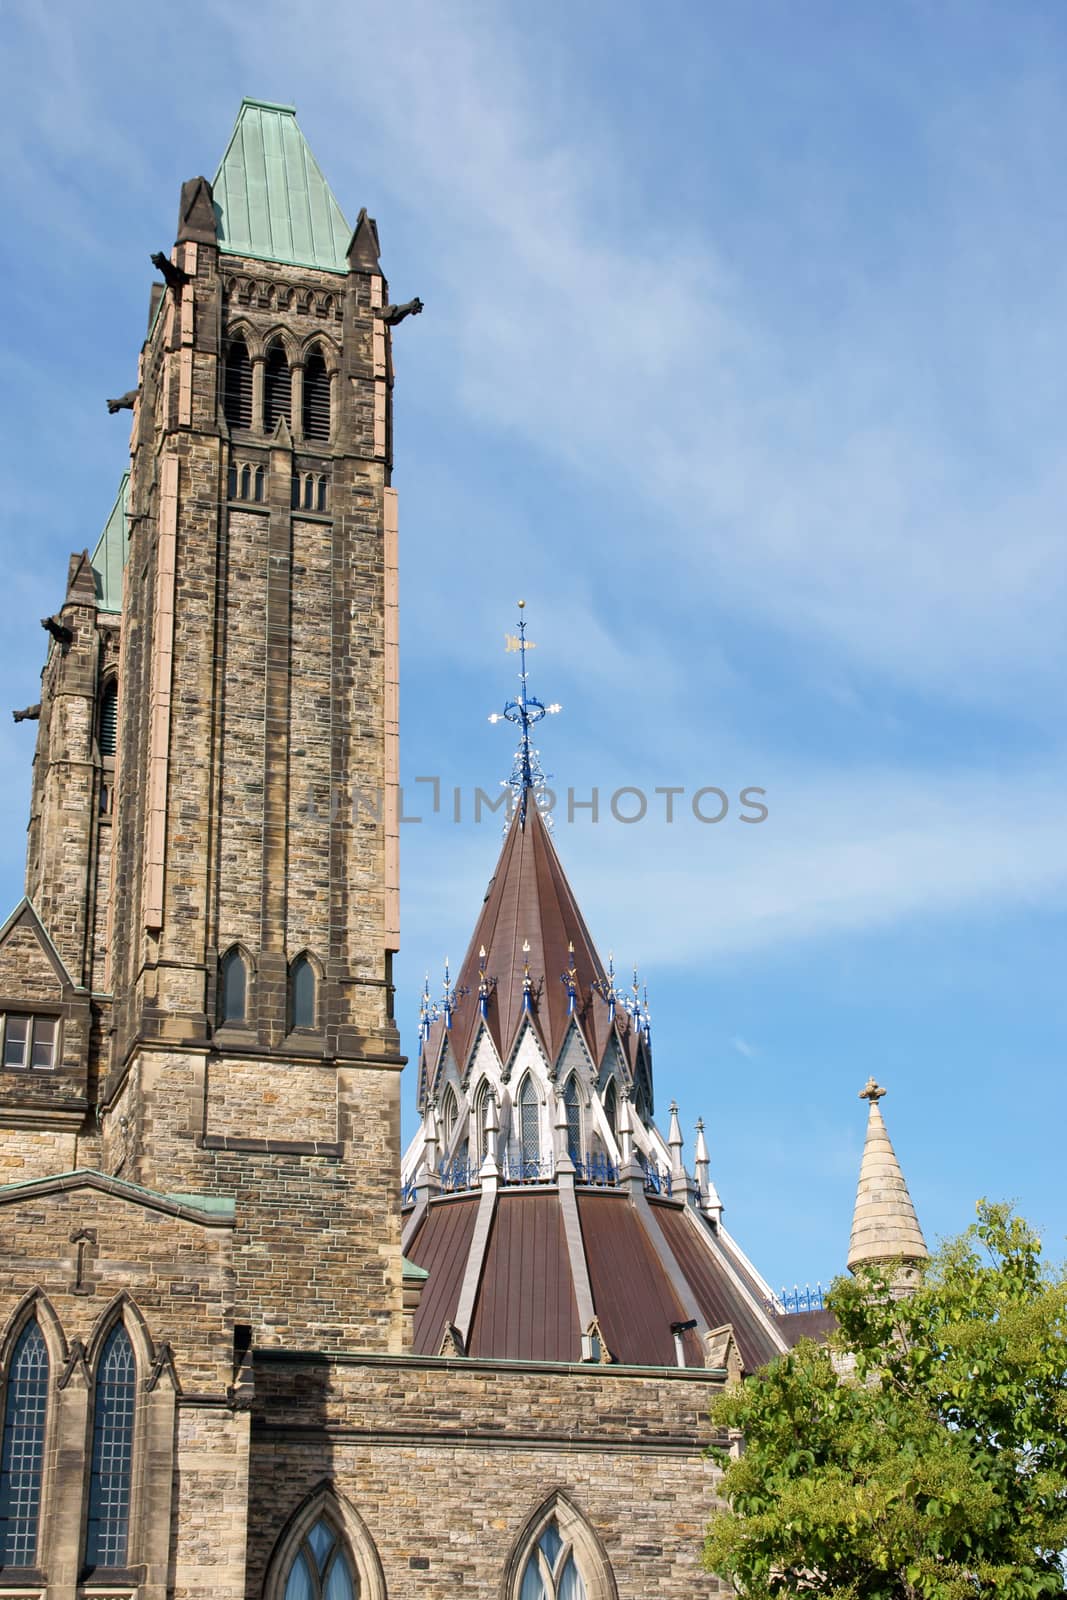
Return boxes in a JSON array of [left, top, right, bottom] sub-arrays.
[[248, 1355, 730, 1599]]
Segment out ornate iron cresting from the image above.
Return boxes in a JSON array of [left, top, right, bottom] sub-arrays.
[[488, 601, 561, 825], [502, 1152, 555, 1185], [640, 1158, 673, 1197], [573, 1151, 619, 1187], [773, 1284, 826, 1314]]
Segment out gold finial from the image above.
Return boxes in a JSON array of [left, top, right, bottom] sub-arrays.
[[859, 1077, 887, 1103], [518, 598, 525, 609]]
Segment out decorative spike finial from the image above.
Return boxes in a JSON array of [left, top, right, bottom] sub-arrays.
[[561, 940, 578, 1014], [477, 945, 496, 1019], [859, 1076, 887, 1103], [487, 603, 561, 827], [440, 959, 469, 1031], [419, 974, 441, 1043], [592, 953, 623, 1025], [522, 938, 534, 1013]]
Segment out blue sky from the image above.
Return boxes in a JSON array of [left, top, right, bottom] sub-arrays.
[[2, 0, 1066, 1292]]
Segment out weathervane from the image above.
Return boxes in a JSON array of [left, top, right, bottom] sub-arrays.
[[488, 601, 561, 825]]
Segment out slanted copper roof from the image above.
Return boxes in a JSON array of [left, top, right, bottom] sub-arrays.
[[421, 804, 646, 1100], [404, 1183, 782, 1370], [408, 1195, 480, 1354], [467, 1194, 579, 1361]]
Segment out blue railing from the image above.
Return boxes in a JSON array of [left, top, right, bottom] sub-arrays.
[[642, 1162, 673, 1197], [502, 1153, 554, 1185], [439, 1157, 477, 1192], [574, 1151, 619, 1186], [775, 1284, 826, 1314], [400, 1175, 419, 1205]]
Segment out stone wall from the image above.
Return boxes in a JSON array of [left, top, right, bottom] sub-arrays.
[[248, 1353, 729, 1599]]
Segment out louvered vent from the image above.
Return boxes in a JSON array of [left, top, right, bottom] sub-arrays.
[[99, 681, 118, 758], [223, 338, 253, 430], [302, 350, 331, 442], [264, 344, 292, 433]]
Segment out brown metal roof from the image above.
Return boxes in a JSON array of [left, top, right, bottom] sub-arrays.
[[467, 1193, 580, 1362], [420, 805, 647, 1100], [578, 1192, 698, 1367], [406, 1195, 480, 1355], [777, 1307, 837, 1347], [650, 1202, 783, 1373]]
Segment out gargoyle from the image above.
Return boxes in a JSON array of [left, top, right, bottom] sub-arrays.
[[150, 251, 191, 291], [41, 616, 74, 646], [12, 705, 40, 724], [106, 389, 140, 414], [382, 297, 424, 326]]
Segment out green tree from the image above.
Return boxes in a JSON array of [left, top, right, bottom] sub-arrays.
[[704, 1203, 1067, 1599]]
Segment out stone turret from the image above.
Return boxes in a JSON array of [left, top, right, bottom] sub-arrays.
[[848, 1078, 927, 1293]]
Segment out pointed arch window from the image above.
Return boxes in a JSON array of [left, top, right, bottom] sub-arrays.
[[264, 343, 292, 433], [518, 1518, 587, 1600], [603, 1080, 618, 1140], [440, 1086, 458, 1150], [223, 336, 253, 430], [99, 679, 118, 760], [219, 947, 248, 1027], [0, 1319, 48, 1567], [283, 1518, 357, 1600], [303, 348, 331, 442], [471, 1080, 490, 1166], [563, 1076, 582, 1163], [84, 1324, 135, 1570], [518, 1077, 540, 1165], [290, 956, 316, 1031]]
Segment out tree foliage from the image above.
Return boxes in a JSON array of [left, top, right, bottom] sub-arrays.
[[704, 1203, 1067, 1599]]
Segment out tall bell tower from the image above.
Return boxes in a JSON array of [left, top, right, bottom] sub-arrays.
[[100, 99, 416, 1348]]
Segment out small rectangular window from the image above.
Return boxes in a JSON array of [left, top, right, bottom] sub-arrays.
[[3, 1017, 28, 1069], [1, 1015, 57, 1072]]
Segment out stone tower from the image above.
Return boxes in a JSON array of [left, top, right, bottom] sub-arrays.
[[2, 99, 417, 1352]]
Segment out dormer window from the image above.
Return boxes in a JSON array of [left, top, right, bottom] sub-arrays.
[[1, 1014, 57, 1071]]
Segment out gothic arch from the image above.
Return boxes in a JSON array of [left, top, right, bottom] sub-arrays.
[[218, 942, 255, 1027], [1, 1287, 67, 1372], [262, 326, 301, 366], [501, 1491, 617, 1600], [263, 1482, 385, 1600], [299, 332, 340, 373], [86, 1290, 155, 1373], [224, 317, 264, 362]]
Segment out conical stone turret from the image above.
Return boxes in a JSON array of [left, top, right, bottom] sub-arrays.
[[848, 1079, 927, 1281]]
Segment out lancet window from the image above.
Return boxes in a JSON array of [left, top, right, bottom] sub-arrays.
[[283, 1517, 357, 1600], [84, 1324, 135, 1570], [0, 1319, 48, 1567]]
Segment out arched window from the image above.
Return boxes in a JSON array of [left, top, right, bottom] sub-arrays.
[[228, 463, 238, 499], [99, 680, 118, 760], [240, 464, 252, 500], [84, 1324, 135, 1571], [303, 349, 331, 442], [471, 1080, 490, 1166], [316, 475, 328, 512], [264, 343, 292, 433], [440, 1086, 458, 1150], [219, 948, 247, 1026], [518, 1518, 587, 1600], [0, 1319, 48, 1567], [223, 336, 253, 430], [518, 1077, 540, 1165], [254, 466, 265, 503], [283, 1517, 357, 1600], [303, 474, 315, 510], [603, 1080, 618, 1140], [290, 956, 316, 1030], [563, 1076, 582, 1164]]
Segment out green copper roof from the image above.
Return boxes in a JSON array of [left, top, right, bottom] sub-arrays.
[[213, 98, 351, 275], [90, 472, 128, 614]]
